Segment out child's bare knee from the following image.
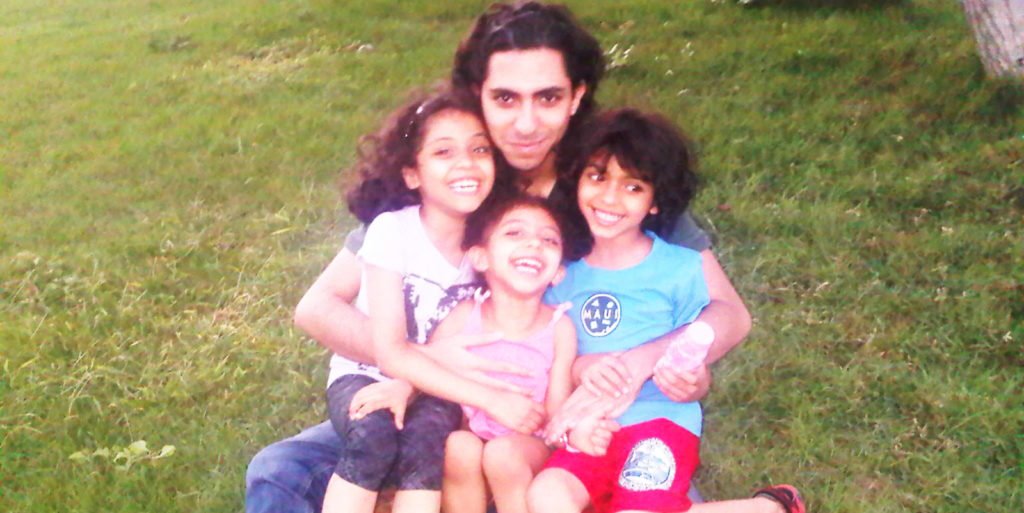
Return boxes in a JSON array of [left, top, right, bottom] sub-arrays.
[[481, 437, 531, 480], [526, 471, 559, 511], [444, 431, 484, 481], [527, 469, 586, 513]]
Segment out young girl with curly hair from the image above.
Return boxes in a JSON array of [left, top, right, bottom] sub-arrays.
[[320, 88, 524, 513]]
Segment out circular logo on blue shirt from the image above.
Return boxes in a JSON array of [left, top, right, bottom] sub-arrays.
[[580, 293, 621, 337]]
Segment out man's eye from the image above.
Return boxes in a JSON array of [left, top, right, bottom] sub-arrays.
[[494, 93, 514, 105], [539, 93, 562, 105]]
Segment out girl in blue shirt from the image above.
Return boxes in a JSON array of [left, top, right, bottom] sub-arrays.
[[530, 109, 805, 513]]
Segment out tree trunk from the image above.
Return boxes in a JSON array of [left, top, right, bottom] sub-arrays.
[[961, 0, 1024, 80]]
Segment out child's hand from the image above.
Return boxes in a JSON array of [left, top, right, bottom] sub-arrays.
[[487, 391, 545, 435], [653, 362, 711, 403], [578, 352, 633, 398], [349, 380, 416, 429], [567, 415, 620, 457], [544, 387, 613, 445]]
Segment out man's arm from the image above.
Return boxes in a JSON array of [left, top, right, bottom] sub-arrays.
[[293, 247, 374, 364]]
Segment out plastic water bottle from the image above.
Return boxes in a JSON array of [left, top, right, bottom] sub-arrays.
[[656, 321, 715, 372]]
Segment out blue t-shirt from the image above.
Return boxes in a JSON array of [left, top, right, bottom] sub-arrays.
[[545, 234, 710, 436]]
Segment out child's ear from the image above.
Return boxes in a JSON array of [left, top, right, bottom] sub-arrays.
[[649, 205, 659, 215], [467, 246, 489, 273], [402, 166, 421, 190], [550, 264, 567, 286]]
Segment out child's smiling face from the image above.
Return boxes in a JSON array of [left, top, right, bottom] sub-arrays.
[[402, 109, 496, 217], [576, 150, 657, 243], [472, 205, 565, 297]]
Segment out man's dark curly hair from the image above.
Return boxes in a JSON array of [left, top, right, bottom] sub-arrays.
[[452, 2, 605, 154], [345, 87, 516, 224], [561, 108, 701, 241], [463, 192, 587, 262]]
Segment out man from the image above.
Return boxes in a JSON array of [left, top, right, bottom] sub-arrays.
[[246, 3, 751, 512]]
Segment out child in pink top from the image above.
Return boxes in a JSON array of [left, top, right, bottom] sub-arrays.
[[459, 288, 572, 440], [428, 194, 580, 513]]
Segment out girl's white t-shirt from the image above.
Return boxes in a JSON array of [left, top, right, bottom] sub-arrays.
[[327, 205, 479, 386]]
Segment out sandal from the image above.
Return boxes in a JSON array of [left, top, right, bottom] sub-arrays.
[[752, 484, 806, 513]]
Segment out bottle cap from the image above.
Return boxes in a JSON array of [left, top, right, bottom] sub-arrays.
[[685, 321, 715, 347]]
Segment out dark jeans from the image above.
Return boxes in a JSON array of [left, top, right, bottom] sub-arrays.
[[326, 374, 462, 491]]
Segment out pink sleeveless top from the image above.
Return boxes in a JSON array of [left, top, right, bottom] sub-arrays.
[[461, 291, 570, 440]]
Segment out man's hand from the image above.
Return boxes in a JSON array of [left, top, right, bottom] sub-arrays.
[[652, 362, 711, 402], [348, 380, 416, 429], [578, 352, 633, 398], [485, 391, 546, 435]]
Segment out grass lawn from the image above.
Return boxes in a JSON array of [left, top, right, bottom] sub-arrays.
[[1, 0, 1021, 511]]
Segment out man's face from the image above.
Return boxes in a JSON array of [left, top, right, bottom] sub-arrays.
[[479, 48, 586, 173]]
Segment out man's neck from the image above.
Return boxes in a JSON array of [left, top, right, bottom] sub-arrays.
[[522, 152, 558, 198]]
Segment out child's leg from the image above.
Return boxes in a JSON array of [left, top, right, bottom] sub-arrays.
[[482, 434, 549, 513], [442, 430, 487, 513], [390, 394, 464, 513], [683, 498, 787, 513], [686, 485, 805, 513], [527, 468, 590, 513], [324, 375, 403, 513], [610, 497, 790, 513], [322, 474, 378, 513], [392, 490, 442, 513]]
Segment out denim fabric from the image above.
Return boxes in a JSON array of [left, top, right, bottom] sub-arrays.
[[245, 421, 342, 513]]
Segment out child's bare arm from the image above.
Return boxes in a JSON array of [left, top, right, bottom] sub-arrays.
[[545, 315, 577, 417], [365, 263, 412, 366]]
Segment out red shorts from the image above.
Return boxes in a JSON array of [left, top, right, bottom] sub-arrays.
[[544, 418, 700, 513]]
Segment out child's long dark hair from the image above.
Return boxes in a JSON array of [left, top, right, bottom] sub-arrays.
[[560, 108, 700, 246], [345, 87, 516, 224]]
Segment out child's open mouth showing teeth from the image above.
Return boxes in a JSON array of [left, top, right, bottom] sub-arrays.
[[450, 179, 480, 192], [512, 257, 543, 274]]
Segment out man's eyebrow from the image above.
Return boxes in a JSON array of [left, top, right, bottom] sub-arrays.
[[485, 86, 568, 97], [486, 87, 520, 97], [533, 86, 568, 97]]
